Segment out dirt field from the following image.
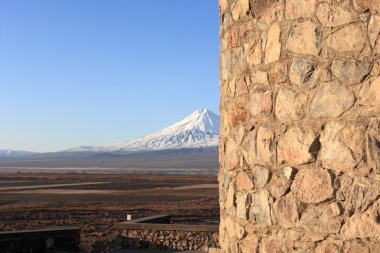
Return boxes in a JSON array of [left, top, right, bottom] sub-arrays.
[[0, 172, 219, 252]]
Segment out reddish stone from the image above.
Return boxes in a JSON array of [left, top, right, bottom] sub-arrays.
[[236, 171, 254, 190]]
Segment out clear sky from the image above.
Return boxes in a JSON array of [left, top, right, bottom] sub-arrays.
[[0, 1, 219, 152]]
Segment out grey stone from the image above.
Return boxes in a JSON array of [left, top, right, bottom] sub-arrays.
[[309, 81, 355, 119], [252, 166, 269, 189], [236, 193, 249, 220], [367, 118, 380, 173], [250, 189, 272, 225], [340, 175, 380, 213], [331, 59, 372, 85], [289, 58, 316, 86]]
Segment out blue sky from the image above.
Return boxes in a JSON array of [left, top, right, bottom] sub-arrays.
[[0, 1, 219, 152]]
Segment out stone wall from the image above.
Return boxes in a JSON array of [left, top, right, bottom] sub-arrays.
[[117, 230, 219, 252], [218, 0, 380, 252]]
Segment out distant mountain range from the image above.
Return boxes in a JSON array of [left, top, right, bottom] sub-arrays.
[[1, 108, 220, 156], [66, 108, 220, 152], [0, 150, 35, 158]]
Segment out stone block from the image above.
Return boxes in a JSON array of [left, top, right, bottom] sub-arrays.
[[252, 166, 269, 189], [236, 171, 254, 191], [369, 13, 380, 54], [228, 97, 248, 127], [300, 204, 343, 234], [341, 201, 380, 239], [224, 139, 239, 170], [328, 24, 365, 53], [331, 59, 372, 85], [261, 238, 289, 253], [250, 189, 272, 225], [309, 81, 355, 119], [273, 193, 299, 228], [285, 0, 316, 19], [367, 118, 380, 173], [316, 2, 355, 27], [289, 58, 316, 86], [236, 193, 249, 220], [286, 20, 321, 56], [256, 126, 276, 165], [244, 41, 262, 66], [226, 183, 236, 211], [277, 127, 319, 166], [275, 87, 307, 121], [249, 86, 272, 117], [267, 167, 296, 198], [358, 76, 380, 116], [340, 175, 380, 213], [291, 168, 333, 204], [268, 62, 287, 84], [264, 23, 281, 64], [319, 121, 365, 172]]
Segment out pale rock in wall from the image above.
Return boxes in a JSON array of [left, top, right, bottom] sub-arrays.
[[219, 0, 380, 251]]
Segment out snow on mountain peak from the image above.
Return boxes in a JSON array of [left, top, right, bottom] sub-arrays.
[[67, 108, 220, 152]]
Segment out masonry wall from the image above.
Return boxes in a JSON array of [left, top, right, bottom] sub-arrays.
[[218, 0, 380, 252]]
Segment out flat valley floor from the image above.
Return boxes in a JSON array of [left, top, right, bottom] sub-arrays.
[[0, 172, 219, 252]]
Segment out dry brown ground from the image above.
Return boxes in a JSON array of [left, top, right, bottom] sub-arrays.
[[0, 172, 219, 252]]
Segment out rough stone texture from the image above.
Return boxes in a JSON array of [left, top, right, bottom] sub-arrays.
[[319, 122, 365, 172], [249, 86, 272, 118], [219, 0, 380, 251], [266, 168, 295, 198], [358, 77, 380, 116], [289, 58, 316, 86], [331, 59, 372, 85], [250, 189, 272, 225], [285, 0, 316, 19], [236, 193, 249, 220], [232, 0, 250, 20], [340, 175, 380, 213], [286, 20, 320, 56], [300, 204, 343, 234], [252, 166, 269, 189], [309, 81, 355, 119], [264, 23, 281, 64], [316, 2, 354, 28], [353, 0, 380, 12], [275, 87, 307, 121], [277, 127, 319, 166], [341, 201, 380, 240], [273, 193, 299, 228], [120, 230, 219, 252], [328, 24, 366, 53], [367, 118, 380, 173], [236, 171, 254, 191], [368, 14, 380, 54], [291, 168, 333, 204]]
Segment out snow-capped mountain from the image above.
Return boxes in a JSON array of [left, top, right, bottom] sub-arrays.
[[0, 149, 35, 157], [67, 108, 220, 152]]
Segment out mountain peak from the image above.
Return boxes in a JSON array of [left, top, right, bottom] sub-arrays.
[[68, 108, 220, 152]]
